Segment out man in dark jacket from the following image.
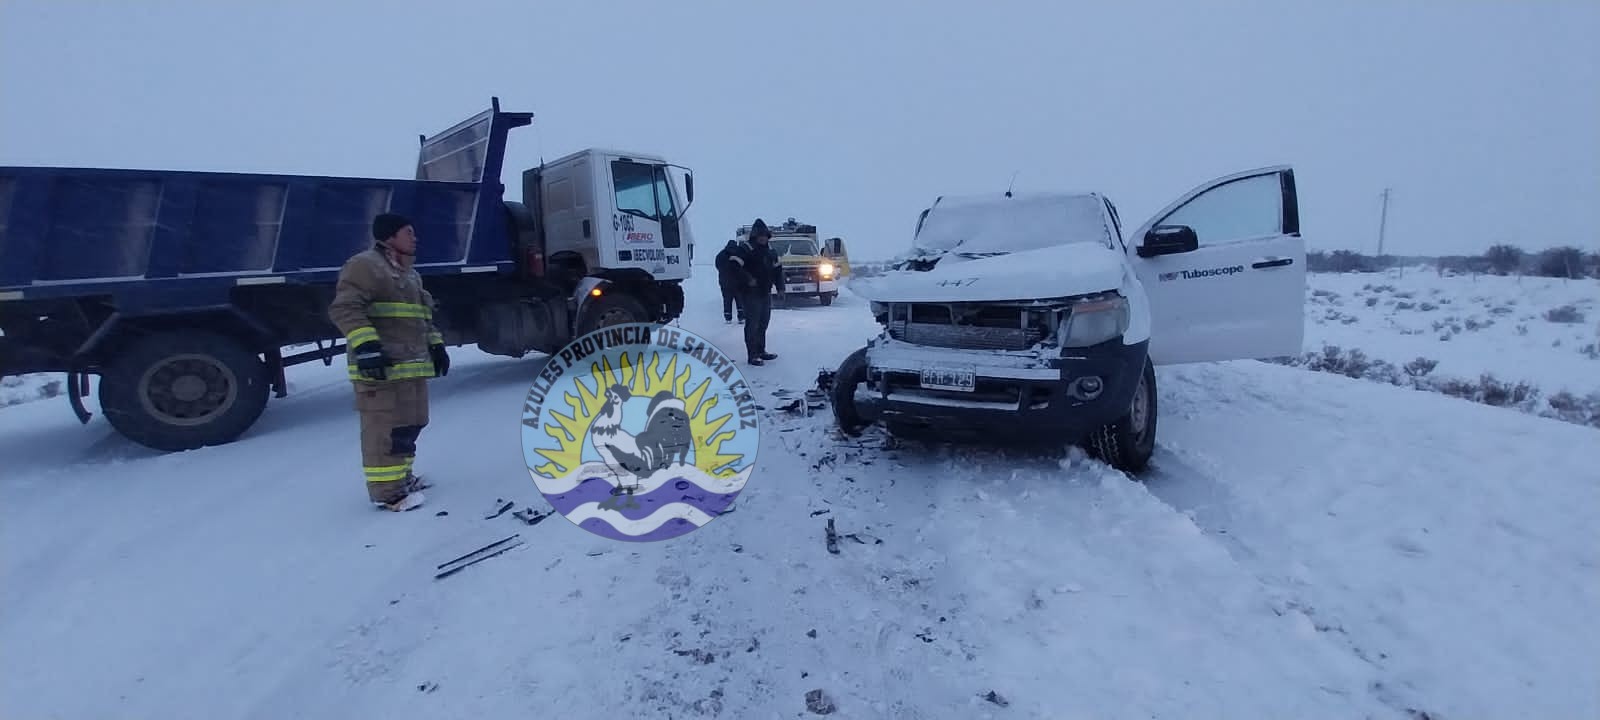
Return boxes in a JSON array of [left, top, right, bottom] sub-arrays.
[[734, 219, 784, 365], [713, 239, 746, 323]]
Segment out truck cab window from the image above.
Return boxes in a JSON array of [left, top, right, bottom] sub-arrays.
[[651, 166, 677, 220], [612, 161, 658, 220]]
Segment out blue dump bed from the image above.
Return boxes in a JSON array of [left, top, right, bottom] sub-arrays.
[[0, 100, 533, 303]]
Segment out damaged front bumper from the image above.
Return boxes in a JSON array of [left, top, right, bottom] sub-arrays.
[[854, 335, 1148, 439]]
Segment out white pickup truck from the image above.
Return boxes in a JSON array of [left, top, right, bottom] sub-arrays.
[[831, 166, 1307, 474]]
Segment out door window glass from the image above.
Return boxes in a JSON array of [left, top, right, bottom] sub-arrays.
[[612, 161, 658, 220], [1158, 173, 1283, 246]]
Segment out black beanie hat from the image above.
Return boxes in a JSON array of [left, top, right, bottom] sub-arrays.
[[372, 213, 412, 242], [749, 218, 771, 241]]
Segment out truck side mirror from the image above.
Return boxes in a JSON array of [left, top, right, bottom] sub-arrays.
[[685, 173, 694, 204], [1137, 224, 1198, 258]]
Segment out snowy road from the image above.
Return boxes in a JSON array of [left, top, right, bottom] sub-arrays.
[[2, 270, 1596, 719]]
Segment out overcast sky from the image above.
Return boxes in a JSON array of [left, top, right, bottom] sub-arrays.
[[3, 0, 1596, 261]]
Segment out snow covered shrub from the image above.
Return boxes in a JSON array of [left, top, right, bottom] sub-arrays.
[[37, 380, 61, 400], [1280, 345, 1595, 428], [1396, 301, 1416, 311], [1419, 302, 1439, 311], [1404, 357, 1439, 378], [1489, 305, 1514, 316], [1516, 324, 1529, 336], [1366, 297, 1379, 307], [1426, 376, 1480, 400], [1474, 374, 1539, 409], [1545, 304, 1585, 324], [1464, 316, 1494, 331], [1581, 343, 1599, 360], [1306, 345, 1371, 378], [1544, 391, 1600, 428]]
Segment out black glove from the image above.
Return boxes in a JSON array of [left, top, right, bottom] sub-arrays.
[[352, 341, 390, 381], [430, 343, 450, 377]]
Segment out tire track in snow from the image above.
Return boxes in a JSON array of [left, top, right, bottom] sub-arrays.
[[748, 409, 1392, 717], [1142, 442, 1429, 718]]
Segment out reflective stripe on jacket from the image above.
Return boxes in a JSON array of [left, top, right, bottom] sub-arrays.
[[327, 247, 443, 382]]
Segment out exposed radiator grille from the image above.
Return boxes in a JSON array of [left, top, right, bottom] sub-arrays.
[[884, 302, 1049, 351], [888, 321, 1042, 351]]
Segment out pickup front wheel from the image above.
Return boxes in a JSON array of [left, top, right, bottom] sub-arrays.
[[831, 346, 871, 436], [98, 330, 271, 452], [1085, 356, 1157, 475]]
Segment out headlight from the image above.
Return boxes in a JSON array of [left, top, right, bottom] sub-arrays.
[[1061, 295, 1130, 348], [819, 262, 835, 278]]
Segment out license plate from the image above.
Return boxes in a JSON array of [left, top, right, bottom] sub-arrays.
[[919, 365, 976, 392], [788, 284, 812, 293]]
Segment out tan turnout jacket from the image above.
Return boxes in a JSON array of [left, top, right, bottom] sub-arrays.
[[328, 247, 443, 382]]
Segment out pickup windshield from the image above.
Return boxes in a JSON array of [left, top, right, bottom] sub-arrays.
[[912, 192, 1112, 257], [769, 238, 818, 256]]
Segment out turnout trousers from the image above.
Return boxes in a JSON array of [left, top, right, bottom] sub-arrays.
[[353, 377, 430, 504]]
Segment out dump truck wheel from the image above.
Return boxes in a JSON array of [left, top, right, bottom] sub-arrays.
[[575, 292, 650, 337], [99, 330, 271, 452]]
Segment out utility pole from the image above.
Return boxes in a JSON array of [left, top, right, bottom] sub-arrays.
[[1377, 187, 1391, 258]]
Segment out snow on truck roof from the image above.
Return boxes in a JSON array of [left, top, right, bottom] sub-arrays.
[[912, 191, 1114, 255]]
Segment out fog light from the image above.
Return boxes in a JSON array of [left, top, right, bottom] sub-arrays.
[[1069, 375, 1104, 400]]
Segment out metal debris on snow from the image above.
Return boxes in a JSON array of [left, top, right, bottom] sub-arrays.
[[434, 534, 524, 580]]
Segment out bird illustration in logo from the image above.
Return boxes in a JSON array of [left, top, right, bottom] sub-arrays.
[[589, 384, 694, 495]]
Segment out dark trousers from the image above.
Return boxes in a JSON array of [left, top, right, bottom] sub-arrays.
[[742, 290, 773, 359], [721, 284, 745, 320]]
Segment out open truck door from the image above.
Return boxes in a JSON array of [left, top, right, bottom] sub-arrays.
[[1127, 166, 1305, 365], [822, 236, 851, 278], [604, 156, 690, 280]]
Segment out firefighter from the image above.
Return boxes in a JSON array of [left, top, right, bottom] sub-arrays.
[[328, 212, 451, 512]]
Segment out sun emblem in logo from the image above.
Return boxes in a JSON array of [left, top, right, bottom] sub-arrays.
[[521, 323, 760, 542]]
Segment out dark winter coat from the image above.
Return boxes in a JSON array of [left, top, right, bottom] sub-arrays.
[[732, 239, 785, 296], [714, 240, 743, 291]]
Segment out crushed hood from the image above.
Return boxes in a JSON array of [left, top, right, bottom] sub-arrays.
[[850, 242, 1126, 303]]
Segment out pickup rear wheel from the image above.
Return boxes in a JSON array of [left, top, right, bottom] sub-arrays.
[[98, 330, 271, 452], [1085, 356, 1157, 475]]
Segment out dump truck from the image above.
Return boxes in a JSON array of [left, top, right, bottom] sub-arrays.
[[0, 98, 696, 452]]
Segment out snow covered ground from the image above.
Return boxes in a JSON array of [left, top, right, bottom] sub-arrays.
[[0, 371, 62, 407], [1286, 268, 1600, 427], [2, 268, 1597, 719]]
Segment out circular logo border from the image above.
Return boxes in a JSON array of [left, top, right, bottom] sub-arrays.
[[520, 322, 761, 543]]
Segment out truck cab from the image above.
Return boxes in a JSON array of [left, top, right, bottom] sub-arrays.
[[527, 148, 693, 291], [829, 166, 1306, 474]]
